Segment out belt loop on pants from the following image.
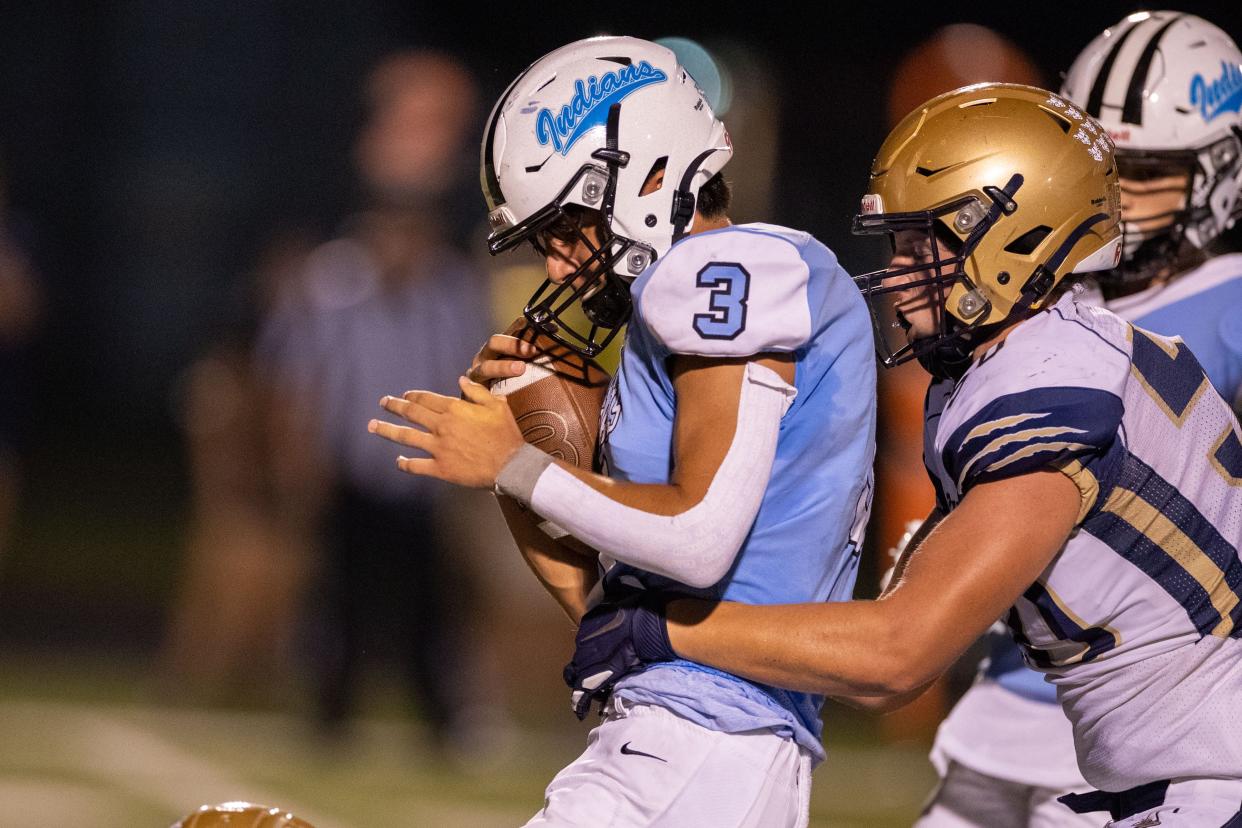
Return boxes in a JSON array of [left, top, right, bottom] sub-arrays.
[[1059, 779, 1171, 820]]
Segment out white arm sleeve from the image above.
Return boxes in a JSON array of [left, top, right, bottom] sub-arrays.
[[509, 361, 796, 589]]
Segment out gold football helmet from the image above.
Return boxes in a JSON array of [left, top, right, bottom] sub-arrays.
[[852, 83, 1121, 372], [171, 802, 315, 828]]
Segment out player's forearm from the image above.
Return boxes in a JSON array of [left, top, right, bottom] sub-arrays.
[[517, 544, 596, 624], [665, 598, 934, 697], [680, 474, 1083, 698], [496, 494, 596, 623], [521, 460, 759, 588]]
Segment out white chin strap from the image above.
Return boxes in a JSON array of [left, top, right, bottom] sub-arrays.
[[496, 361, 797, 589]]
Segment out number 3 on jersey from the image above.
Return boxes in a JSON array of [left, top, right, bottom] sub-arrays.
[[693, 262, 750, 340]]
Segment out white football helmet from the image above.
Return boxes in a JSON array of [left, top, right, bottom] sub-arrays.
[[1062, 11, 1242, 285], [481, 36, 732, 355]]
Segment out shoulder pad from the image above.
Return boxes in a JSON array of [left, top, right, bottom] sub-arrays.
[[943, 385, 1124, 495], [939, 305, 1130, 495], [633, 227, 812, 357]]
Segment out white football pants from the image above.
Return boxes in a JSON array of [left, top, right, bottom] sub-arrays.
[[525, 698, 812, 827], [915, 760, 1099, 828]]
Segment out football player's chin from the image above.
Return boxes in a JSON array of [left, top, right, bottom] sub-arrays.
[[894, 304, 936, 343]]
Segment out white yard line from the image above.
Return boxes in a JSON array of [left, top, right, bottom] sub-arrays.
[[0, 699, 343, 827], [0, 698, 545, 828]]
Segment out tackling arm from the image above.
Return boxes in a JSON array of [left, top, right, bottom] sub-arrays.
[[830, 506, 945, 712], [664, 469, 1080, 698]]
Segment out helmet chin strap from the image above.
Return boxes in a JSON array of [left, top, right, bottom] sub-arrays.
[[671, 148, 721, 242]]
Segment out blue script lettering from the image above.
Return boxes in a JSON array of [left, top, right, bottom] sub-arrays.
[[1189, 60, 1242, 123], [535, 61, 668, 155]]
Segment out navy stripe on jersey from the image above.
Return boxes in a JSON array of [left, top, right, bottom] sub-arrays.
[[1213, 426, 1242, 485], [1084, 452, 1242, 639], [942, 386, 1124, 496], [1006, 605, 1037, 657], [1129, 326, 1213, 426], [1021, 580, 1120, 667]]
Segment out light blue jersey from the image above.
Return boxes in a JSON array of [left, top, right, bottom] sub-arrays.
[[599, 223, 876, 763], [986, 254, 1242, 705]]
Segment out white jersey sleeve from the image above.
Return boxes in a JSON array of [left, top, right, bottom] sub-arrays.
[[632, 226, 813, 357]]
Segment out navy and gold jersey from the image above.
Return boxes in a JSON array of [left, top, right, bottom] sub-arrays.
[[924, 291, 1242, 789]]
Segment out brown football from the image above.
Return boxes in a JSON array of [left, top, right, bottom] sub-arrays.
[[489, 317, 610, 470]]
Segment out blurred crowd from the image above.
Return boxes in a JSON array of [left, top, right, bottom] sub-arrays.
[[154, 49, 532, 760]]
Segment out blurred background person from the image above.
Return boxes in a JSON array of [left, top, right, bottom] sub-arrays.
[[161, 227, 317, 705], [0, 163, 43, 572], [255, 50, 495, 754]]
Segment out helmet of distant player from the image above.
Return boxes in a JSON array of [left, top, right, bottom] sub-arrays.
[[1062, 11, 1242, 288], [481, 36, 732, 356], [852, 83, 1122, 376], [171, 802, 315, 828]]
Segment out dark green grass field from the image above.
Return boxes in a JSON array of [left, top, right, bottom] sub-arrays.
[[0, 654, 936, 828]]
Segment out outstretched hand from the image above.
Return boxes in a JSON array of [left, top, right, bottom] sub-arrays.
[[368, 376, 526, 489], [564, 591, 677, 720]]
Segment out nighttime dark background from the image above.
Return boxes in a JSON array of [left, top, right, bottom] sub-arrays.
[[0, 0, 1237, 651]]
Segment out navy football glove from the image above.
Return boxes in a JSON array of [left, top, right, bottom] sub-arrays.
[[563, 592, 676, 720]]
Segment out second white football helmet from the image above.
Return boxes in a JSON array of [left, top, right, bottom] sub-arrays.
[[1062, 11, 1242, 282]]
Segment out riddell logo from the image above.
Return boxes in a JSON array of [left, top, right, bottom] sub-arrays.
[[1109, 128, 1131, 143]]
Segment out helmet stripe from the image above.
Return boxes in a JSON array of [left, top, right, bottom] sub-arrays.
[[1085, 18, 1143, 118], [482, 64, 537, 208], [1122, 14, 1186, 125]]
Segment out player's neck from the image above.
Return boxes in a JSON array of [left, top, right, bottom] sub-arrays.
[[689, 213, 732, 235], [971, 324, 1018, 358]]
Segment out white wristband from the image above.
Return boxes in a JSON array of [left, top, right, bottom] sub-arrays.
[[494, 443, 554, 506]]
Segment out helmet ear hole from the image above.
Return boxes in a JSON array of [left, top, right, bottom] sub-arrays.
[[1005, 225, 1052, 255], [639, 156, 668, 196]]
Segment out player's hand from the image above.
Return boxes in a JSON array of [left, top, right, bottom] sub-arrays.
[[466, 333, 539, 387], [368, 377, 526, 489], [563, 591, 677, 720]]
